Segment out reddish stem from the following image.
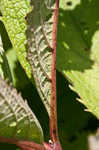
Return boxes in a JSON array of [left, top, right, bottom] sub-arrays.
[[50, 0, 59, 143], [0, 1, 61, 150], [0, 137, 45, 150]]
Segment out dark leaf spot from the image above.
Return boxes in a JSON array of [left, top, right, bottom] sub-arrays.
[[66, 1, 72, 6]]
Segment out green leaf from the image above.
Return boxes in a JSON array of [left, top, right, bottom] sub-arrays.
[[0, 0, 33, 82], [1, 0, 99, 120], [0, 35, 12, 82], [0, 75, 43, 143], [0, 0, 55, 115], [57, 0, 99, 118], [0, 35, 6, 78], [6, 49, 30, 89], [26, 0, 55, 115]]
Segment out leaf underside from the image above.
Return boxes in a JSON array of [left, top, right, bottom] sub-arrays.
[[26, 0, 55, 115], [0, 75, 43, 143]]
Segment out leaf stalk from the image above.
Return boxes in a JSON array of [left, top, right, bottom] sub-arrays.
[[50, 0, 62, 149]]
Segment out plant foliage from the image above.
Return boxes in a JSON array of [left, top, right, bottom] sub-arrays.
[[0, 0, 99, 150], [0, 74, 43, 143], [26, 0, 55, 115]]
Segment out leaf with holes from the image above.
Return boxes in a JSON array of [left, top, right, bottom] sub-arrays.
[[0, 75, 43, 143], [26, 0, 55, 115]]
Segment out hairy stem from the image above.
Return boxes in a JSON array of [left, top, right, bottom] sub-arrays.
[[50, 0, 59, 143]]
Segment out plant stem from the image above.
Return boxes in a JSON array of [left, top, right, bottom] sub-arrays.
[[0, 137, 45, 150], [50, 0, 59, 143]]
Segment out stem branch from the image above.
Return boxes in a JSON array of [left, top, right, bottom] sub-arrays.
[[0, 137, 45, 150]]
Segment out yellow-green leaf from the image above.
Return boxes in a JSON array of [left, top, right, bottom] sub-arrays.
[[0, 0, 33, 81], [57, 0, 99, 118]]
